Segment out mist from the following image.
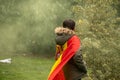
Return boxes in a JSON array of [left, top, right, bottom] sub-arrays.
[[0, 0, 73, 56]]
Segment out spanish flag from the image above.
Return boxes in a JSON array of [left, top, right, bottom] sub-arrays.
[[48, 35, 80, 80]]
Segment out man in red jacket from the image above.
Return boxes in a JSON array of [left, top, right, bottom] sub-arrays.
[[48, 19, 87, 80]]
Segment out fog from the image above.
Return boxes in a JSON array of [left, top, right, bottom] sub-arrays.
[[0, 0, 73, 55]]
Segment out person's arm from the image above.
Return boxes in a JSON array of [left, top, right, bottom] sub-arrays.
[[55, 45, 62, 60], [73, 49, 87, 73]]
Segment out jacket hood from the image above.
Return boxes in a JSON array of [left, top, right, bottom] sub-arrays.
[[55, 27, 75, 35], [55, 27, 75, 45]]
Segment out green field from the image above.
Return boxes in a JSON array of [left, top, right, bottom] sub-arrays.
[[0, 54, 54, 80]]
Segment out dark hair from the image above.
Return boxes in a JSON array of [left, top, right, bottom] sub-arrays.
[[63, 19, 75, 30]]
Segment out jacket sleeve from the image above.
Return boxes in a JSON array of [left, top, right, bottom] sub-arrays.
[[73, 49, 87, 74]]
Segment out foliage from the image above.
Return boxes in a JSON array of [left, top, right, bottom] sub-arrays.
[[72, 0, 120, 80]]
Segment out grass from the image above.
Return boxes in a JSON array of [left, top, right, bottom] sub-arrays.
[[0, 53, 91, 80], [0, 53, 54, 80]]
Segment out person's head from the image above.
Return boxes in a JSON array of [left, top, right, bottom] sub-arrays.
[[63, 19, 75, 30]]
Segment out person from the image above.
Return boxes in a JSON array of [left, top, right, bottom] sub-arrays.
[[48, 19, 87, 80]]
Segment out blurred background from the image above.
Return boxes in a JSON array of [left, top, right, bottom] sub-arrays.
[[0, 0, 73, 56], [0, 0, 120, 80]]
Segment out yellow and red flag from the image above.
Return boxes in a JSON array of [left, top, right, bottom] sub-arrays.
[[48, 35, 80, 80]]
